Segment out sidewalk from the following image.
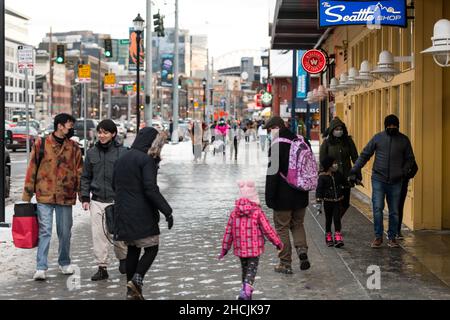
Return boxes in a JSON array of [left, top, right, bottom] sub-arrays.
[[0, 140, 449, 300]]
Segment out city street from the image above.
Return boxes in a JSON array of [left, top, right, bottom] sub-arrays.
[[1, 141, 450, 300]]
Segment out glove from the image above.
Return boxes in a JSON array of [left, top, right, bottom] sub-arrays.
[[218, 249, 228, 260], [166, 215, 174, 230]]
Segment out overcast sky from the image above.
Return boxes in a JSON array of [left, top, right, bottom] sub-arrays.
[[6, 0, 277, 60]]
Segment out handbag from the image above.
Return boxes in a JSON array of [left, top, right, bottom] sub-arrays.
[[12, 203, 39, 249], [105, 204, 115, 235]]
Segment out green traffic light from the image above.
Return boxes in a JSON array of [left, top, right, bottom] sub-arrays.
[[56, 57, 64, 64], [105, 51, 111, 57]]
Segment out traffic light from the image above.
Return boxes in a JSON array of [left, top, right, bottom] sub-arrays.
[[56, 45, 65, 64], [153, 11, 165, 37], [104, 39, 113, 58]]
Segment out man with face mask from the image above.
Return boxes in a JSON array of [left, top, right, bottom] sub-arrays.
[[349, 115, 416, 249], [22, 113, 83, 281], [320, 118, 359, 218]]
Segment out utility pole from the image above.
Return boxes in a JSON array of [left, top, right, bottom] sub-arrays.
[[49, 27, 53, 117], [25, 69, 30, 165], [145, 0, 153, 127], [172, 0, 179, 144], [1, 0, 9, 227], [291, 50, 298, 134], [206, 49, 210, 124], [98, 48, 101, 119]]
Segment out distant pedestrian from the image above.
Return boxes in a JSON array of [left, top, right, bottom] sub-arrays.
[[257, 122, 268, 152], [22, 113, 83, 281], [215, 119, 229, 156], [189, 121, 203, 162], [349, 115, 416, 248], [113, 128, 173, 300], [228, 121, 243, 161], [80, 119, 128, 281], [319, 117, 358, 218], [219, 180, 283, 300], [316, 156, 348, 248]]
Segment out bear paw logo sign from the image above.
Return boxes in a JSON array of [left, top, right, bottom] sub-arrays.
[[301, 50, 327, 74]]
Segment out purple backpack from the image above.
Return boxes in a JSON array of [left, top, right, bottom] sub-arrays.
[[274, 135, 318, 192]]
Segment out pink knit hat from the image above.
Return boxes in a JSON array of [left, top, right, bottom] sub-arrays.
[[237, 180, 260, 205]]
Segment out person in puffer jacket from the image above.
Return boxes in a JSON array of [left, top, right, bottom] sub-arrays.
[[219, 180, 283, 300]]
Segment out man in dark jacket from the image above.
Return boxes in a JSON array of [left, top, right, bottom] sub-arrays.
[[265, 116, 311, 274], [350, 115, 416, 249], [113, 127, 173, 300], [81, 120, 128, 281], [320, 117, 359, 217]]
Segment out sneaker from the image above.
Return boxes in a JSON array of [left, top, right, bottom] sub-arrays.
[[299, 253, 311, 271], [396, 233, 405, 240], [326, 232, 334, 247], [274, 264, 293, 275], [119, 259, 127, 275], [334, 232, 344, 248], [388, 239, 400, 248], [91, 267, 109, 281], [59, 265, 75, 275], [371, 238, 383, 248], [33, 270, 47, 281], [127, 280, 145, 300]]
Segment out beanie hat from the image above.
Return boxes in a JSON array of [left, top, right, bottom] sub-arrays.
[[384, 114, 400, 129], [321, 156, 336, 172], [97, 119, 118, 135], [237, 180, 260, 205]]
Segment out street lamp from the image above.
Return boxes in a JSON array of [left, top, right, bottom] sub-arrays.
[[202, 78, 207, 121], [133, 13, 145, 133]]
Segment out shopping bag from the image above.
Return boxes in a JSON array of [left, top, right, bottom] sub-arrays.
[[12, 203, 39, 249]]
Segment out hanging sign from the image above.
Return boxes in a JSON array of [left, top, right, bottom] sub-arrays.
[[301, 49, 327, 74], [318, 0, 407, 28], [297, 50, 308, 99]]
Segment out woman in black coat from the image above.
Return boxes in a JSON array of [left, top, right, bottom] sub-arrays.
[[113, 127, 173, 300]]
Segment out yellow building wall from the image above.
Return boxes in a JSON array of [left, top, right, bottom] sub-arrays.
[[442, 1, 450, 229]]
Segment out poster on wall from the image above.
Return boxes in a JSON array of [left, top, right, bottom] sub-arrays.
[[318, 0, 407, 28]]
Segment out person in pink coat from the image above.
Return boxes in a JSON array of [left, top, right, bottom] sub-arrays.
[[219, 180, 283, 300]]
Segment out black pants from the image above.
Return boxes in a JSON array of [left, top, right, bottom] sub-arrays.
[[240, 257, 259, 286], [398, 179, 409, 234], [324, 201, 342, 233], [341, 188, 351, 218], [126, 245, 159, 282], [232, 137, 238, 159]]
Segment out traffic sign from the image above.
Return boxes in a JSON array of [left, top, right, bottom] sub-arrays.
[[78, 64, 91, 83], [18, 45, 34, 70], [104, 73, 116, 89]]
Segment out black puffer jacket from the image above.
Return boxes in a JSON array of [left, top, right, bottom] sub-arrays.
[[316, 172, 347, 202], [265, 127, 310, 211], [352, 131, 416, 184], [113, 128, 172, 241]]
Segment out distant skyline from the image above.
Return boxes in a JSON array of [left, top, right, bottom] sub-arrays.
[[6, 0, 277, 61]]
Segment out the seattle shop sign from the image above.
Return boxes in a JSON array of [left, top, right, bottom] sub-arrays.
[[318, 0, 407, 28]]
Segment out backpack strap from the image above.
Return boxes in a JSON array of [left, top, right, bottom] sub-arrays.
[[272, 137, 292, 145]]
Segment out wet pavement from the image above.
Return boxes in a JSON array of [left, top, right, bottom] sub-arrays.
[[1, 141, 450, 300]]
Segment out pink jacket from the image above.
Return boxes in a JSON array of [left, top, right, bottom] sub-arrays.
[[215, 124, 230, 137], [221, 198, 282, 258]]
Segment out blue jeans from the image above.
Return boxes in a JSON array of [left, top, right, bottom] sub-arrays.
[[36, 204, 73, 271], [371, 179, 402, 240]]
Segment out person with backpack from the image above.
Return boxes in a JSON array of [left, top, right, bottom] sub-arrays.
[[22, 114, 83, 281], [80, 120, 129, 281], [349, 115, 417, 248], [264, 116, 317, 274], [320, 117, 359, 218]]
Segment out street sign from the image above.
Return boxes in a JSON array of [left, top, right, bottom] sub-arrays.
[[301, 50, 327, 74], [104, 73, 116, 89], [119, 39, 130, 45], [18, 45, 34, 70], [78, 64, 91, 83]]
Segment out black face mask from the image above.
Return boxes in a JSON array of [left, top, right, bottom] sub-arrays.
[[65, 128, 75, 139], [386, 128, 399, 136]]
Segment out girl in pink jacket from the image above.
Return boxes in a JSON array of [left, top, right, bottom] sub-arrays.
[[219, 180, 283, 300]]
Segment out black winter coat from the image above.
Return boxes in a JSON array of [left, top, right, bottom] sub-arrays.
[[316, 171, 347, 202], [113, 128, 172, 241], [265, 127, 310, 211]]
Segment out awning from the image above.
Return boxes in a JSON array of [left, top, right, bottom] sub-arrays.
[[271, 0, 327, 50]]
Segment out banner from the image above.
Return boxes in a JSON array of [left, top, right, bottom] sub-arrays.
[[297, 50, 308, 99], [161, 54, 174, 87], [129, 28, 145, 71], [318, 0, 407, 28]]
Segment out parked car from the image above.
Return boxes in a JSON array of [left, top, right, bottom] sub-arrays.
[[17, 120, 42, 134], [7, 126, 39, 152], [114, 121, 127, 141], [4, 130, 12, 198]]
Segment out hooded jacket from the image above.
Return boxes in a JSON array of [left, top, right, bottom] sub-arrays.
[[113, 127, 172, 241], [221, 198, 282, 258], [80, 139, 128, 203], [320, 118, 358, 179]]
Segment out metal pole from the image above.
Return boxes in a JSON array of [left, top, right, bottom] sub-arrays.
[[84, 83, 87, 152], [25, 69, 30, 166], [128, 93, 132, 128], [1, 0, 9, 227], [136, 31, 141, 134], [107, 88, 112, 118], [49, 27, 53, 117], [172, 0, 179, 144], [145, 0, 153, 127], [291, 50, 298, 134]]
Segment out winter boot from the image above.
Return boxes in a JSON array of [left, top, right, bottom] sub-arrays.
[[296, 248, 311, 271], [243, 283, 254, 300], [119, 259, 127, 275], [326, 232, 334, 247], [91, 267, 109, 281]]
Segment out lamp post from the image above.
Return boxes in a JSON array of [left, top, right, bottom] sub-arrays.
[[202, 78, 207, 121], [133, 13, 145, 133]]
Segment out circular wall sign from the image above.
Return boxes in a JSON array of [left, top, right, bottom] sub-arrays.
[[301, 50, 327, 74]]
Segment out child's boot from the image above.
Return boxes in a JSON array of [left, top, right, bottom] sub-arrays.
[[334, 232, 344, 248], [326, 232, 334, 247], [244, 283, 254, 300]]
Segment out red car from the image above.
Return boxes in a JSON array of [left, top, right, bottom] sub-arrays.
[[7, 126, 39, 152]]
